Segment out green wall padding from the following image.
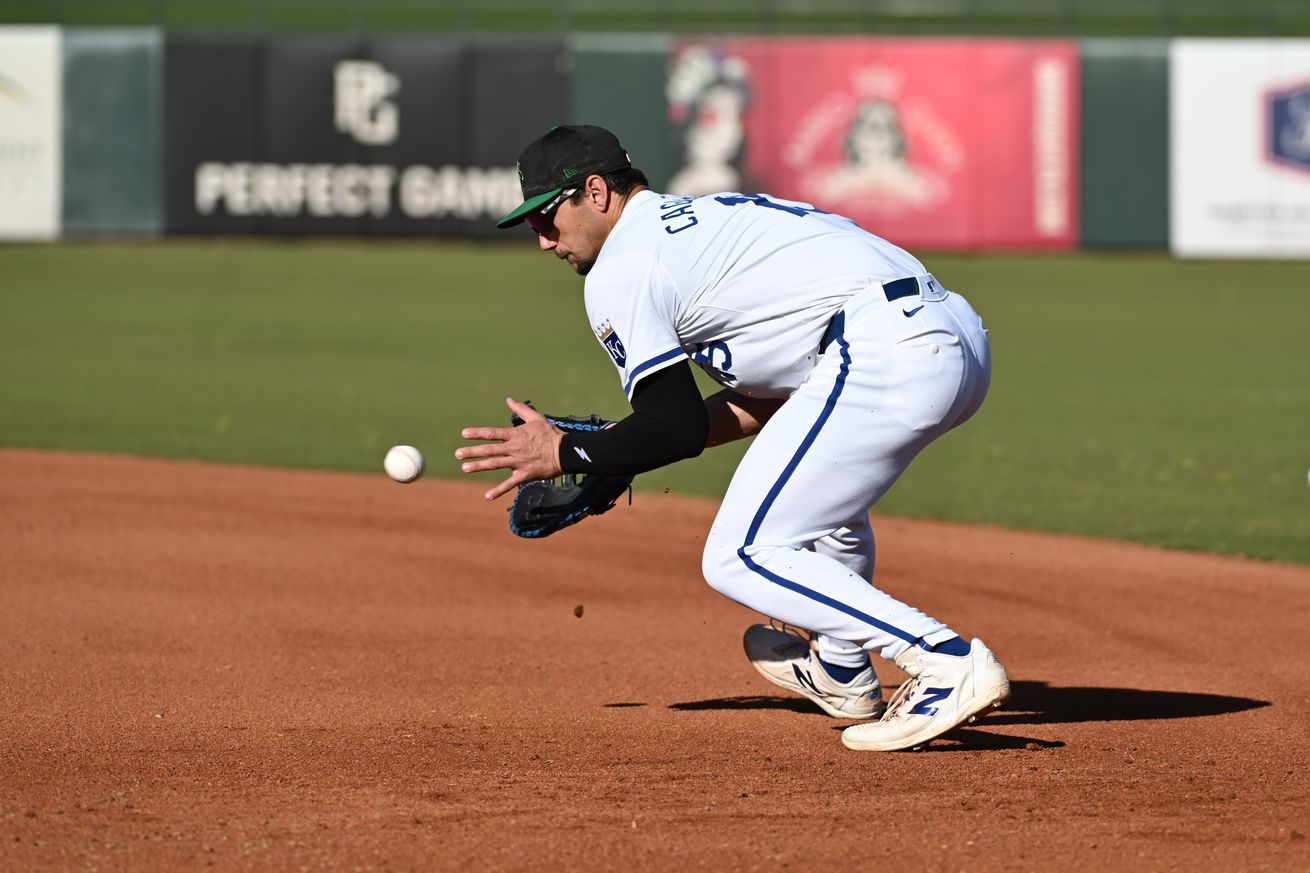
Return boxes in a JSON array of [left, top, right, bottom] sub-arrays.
[[1079, 38, 1169, 247], [62, 27, 163, 235], [567, 33, 673, 189]]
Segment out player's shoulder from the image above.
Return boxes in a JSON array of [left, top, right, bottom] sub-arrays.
[[608, 189, 719, 240], [584, 249, 664, 300], [589, 191, 678, 279]]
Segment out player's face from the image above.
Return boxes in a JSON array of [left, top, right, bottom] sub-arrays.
[[524, 186, 607, 276]]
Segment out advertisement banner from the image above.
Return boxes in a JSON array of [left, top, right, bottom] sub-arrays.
[[371, 36, 473, 236], [1172, 39, 1310, 258], [666, 37, 1079, 249], [165, 35, 567, 237], [0, 26, 62, 239], [163, 35, 261, 234]]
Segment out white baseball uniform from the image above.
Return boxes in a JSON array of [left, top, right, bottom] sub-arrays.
[[583, 190, 991, 665]]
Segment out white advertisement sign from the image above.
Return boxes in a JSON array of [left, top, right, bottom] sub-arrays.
[[0, 26, 61, 240], [1172, 39, 1310, 258]]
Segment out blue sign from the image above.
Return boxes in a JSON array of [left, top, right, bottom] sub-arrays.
[[1269, 82, 1310, 173]]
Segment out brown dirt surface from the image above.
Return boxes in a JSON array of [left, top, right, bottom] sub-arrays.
[[3, 449, 1308, 872]]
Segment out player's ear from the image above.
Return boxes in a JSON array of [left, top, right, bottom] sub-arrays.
[[584, 173, 611, 212]]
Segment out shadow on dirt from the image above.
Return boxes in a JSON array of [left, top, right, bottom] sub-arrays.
[[900, 730, 1065, 751], [988, 681, 1271, 725], [669, 681, 1270, 725], [669, 695, 822, 715]]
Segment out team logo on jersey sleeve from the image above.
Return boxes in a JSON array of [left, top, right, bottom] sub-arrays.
[[595, 320, 627, 368]]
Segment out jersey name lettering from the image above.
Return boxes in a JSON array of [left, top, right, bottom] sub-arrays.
[[659, 195, 699, 234], [714, 193, 827, 218]]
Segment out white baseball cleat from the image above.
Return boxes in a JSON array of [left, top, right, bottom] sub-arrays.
[[743, 624, 885, 720], [841, 638, 1010, 752]]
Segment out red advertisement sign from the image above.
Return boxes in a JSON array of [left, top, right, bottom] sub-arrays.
[[667, 38, 1079, 249]]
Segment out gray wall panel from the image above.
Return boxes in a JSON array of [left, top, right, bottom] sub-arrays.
[[568, 33, 673, 189], [1080, 39, 1170, 247], [62, 27, 163, 236]]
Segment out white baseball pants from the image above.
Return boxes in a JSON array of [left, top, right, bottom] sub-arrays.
[[701, 284, 991, 666]]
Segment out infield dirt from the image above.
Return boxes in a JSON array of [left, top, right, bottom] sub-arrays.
[[3, 449, 1308, 871]]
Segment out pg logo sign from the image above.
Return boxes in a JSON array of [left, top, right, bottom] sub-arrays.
[[1267, 80, 1310, 174], [334, 60, 399, 145]]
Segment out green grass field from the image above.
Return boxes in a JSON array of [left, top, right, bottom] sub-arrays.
[[4, 0, 1310, 36], [2, 240, 1307, 564]]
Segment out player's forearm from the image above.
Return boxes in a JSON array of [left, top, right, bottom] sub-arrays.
[[560, 411, 703, 477], [558, 361, 708, 477], [704, 389, 785, 448]]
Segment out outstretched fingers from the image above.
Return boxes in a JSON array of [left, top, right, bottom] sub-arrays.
[[455, 441, 510, 461], [456, 397, 565, 501], [459, 426, 515, 443], [454, 439, 516, 478], [458, 457, 511, 475], [484, 470, 532, 502]]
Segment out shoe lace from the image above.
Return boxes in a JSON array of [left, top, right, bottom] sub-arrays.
[[768, 617, 813, 643], [881, 675, 921, 721]]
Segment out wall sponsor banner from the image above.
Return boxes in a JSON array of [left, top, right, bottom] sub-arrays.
[[666, 37, 1078, 249], [164, 35, 261, 234], [165, 35, 567, 237], [1171, 39, 1310, 258], [0, 26, 61, 239]]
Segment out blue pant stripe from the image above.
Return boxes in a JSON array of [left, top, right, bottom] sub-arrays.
[[736, 331, 917, 645], [743, 335, 850, 544], [736, 551, 917, 643]]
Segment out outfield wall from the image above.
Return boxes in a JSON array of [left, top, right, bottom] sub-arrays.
[[2, 26, 1308, 256], [163, 35, 567, 237], [1079, 39, 1169, 248], [0, 27, 61, 239], [1171, 39, 1310, 258], [63, 28, 163, 236]]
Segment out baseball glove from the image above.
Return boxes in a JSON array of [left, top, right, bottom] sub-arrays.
[[508, 408, 632, 538]]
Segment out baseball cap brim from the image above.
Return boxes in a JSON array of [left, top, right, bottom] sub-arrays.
[[496, 187, 564, 229]]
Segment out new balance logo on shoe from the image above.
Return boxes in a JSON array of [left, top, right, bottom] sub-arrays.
[[841, 638, 1010, 752], [744, 624, 885, 720], [908, 687, 953, 717], [792, 664, 822, 695]]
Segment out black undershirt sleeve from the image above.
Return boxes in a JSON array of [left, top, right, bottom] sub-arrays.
[[558, 360, 708, 477]]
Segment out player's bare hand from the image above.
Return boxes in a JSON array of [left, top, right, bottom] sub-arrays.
[[456, 397, 565, 501]]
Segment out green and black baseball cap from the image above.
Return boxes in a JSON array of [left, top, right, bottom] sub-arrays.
[[496, 124, 632, 229]]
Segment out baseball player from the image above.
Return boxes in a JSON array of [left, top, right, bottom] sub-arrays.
[[456, 125, 1010, 751]]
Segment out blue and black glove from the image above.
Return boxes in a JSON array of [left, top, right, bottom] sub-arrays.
[[507, 407, 632, 538]]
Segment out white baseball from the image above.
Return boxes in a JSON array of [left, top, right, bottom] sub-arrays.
[[384, 445, 425, 483]]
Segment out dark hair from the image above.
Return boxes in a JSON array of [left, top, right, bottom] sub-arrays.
[[568, 166, 650, 204]]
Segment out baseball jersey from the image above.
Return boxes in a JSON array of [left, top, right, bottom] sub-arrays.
[[584, 190, 928, 400]]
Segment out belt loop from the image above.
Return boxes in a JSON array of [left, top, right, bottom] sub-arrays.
[[882, 277, 919, 302]]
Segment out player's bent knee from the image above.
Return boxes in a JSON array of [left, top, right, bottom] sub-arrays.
[[702, 537, 795, 602], [700, 539, 741, 596]]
